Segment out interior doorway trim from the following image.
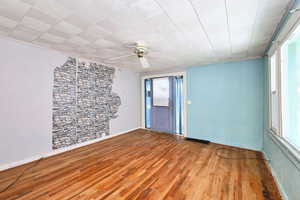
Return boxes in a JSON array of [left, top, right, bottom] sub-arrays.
[[141, 72, 187, 137]]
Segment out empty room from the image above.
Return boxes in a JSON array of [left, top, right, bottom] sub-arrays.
[[0, 0, 300, 199]]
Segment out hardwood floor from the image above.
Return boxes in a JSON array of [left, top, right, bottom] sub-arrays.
[[0, 129, 281, 200]]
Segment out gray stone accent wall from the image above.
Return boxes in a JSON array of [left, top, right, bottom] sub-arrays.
[[53, 57, 121, 149]]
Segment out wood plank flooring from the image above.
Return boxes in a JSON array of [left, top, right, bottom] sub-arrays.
[[0, 129, 281, 200]]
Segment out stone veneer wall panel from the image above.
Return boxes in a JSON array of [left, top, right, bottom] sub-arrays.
[[53, 58, 121, 149]]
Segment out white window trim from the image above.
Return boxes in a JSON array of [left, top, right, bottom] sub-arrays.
[[268, 51, 283, 136], [267, 12, 300, 163]]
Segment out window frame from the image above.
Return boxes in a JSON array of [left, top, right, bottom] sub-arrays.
[[266, 10, 300, 172], [268, 17, 300, 150]]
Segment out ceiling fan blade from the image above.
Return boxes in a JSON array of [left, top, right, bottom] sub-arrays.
[[139, 56, 150, 69], [106, 54, 135, 61], [123, 40, 147, 48]]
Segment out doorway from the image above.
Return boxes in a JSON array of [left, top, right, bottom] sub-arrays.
[[142, 73, 185, 135]]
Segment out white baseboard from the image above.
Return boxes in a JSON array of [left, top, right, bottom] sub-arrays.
[[0, 128, 141, 172], [262, 151, 289, 200]]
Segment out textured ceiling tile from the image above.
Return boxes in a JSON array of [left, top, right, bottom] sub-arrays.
[[53, 21, 83, 35], [93, 0, 125, 14], [0, 24, 12, 31], [26, 8, 60, 25], [246, 0, 270, 56], [128, 0, 164, 18], [0, 29, 9, 36], [267, 0, 290, 9], [78, 25, 113, 42], [12, 25, 41, 41], [0, 15, 18, 28], [21, 0, 38, 5], [190, 0, 231, 57], [40, 33, 66, 43], [0, 0, 20, 4], [64, 14, 93, 30], [55, 0, 94, 12], [157, 0, 213, 57], [265, 9, 285, 19], [145, 14, 177, 34], [0, 0, 292, 71], [0, 24, 12, 36], [52, 43, 74, 52], [127, 0, 164, 19], [94, 39, 117, 48], [227, 0, 259, 55], [59, 41, 79, 49], [100, 49, 125, 59], [67, 36, 90, 46], [14, 24, 41, 35], [96, 19, 130, 35], [0, 0, 31, 21], [74, 3, 112, 24], [34, 0, 73, 19], [47, 29, 70, 39], [78, 30, 101, 43], [20, 16, 51, 32], [77, 46, 97, 54], [33, 38, 53, 47]]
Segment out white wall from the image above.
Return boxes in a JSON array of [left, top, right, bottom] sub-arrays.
[[111, 68, 141, 134], [0, 37, 141, 167]]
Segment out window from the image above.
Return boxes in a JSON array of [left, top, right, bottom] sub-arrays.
[[270, 52, 280, 134], [152, 77, 170, 107], [269, 21, 300, 151], [280, 26, 300, 149]]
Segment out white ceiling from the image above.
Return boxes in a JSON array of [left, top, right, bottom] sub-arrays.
[[0, 0, 290, 72]]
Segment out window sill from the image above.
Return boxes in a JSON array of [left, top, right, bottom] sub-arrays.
[[267, 130, 300, 171]]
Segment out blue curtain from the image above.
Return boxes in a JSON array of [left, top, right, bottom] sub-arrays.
[[145, 79, 152, 128], [175, 76, 184, 134]]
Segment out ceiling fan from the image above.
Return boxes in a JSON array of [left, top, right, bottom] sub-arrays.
[[105, 41, 151, 69]]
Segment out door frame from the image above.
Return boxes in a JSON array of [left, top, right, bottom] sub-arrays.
[[141, 72, 188, 137]]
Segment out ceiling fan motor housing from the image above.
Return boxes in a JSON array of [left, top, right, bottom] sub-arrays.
[[134, 45, 148, 58]]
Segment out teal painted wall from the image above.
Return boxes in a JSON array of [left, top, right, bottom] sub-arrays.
[[263, 57, 300, 200], [187, 58, 264, 150], [263, 134, 300, 200]]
